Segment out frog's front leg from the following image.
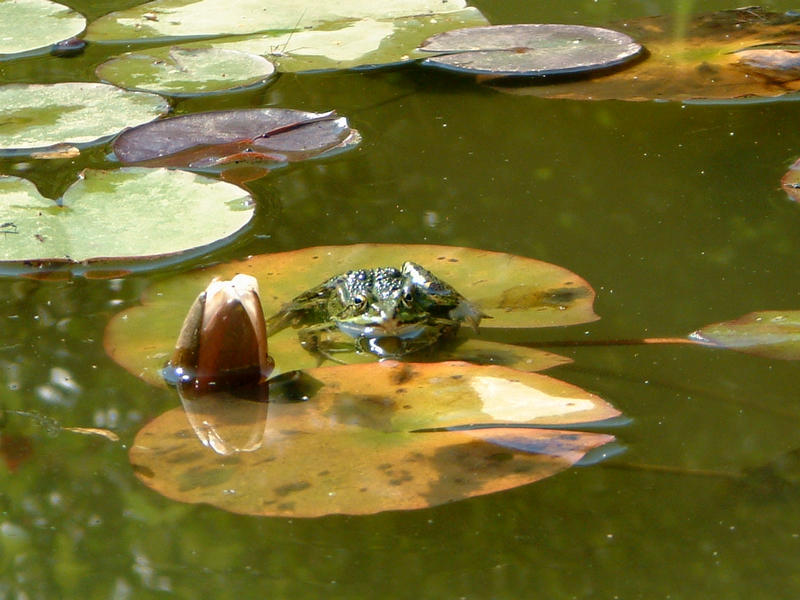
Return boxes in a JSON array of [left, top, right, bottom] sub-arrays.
[[297, 323, 360, 362]]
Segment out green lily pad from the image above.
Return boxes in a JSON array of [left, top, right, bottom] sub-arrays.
[[0, 83, 169, 155], [781, 157, 800, 202], [690, 311, 800, 360], [85, 0, 476, 43], [420, 24, 643, 77], [492, 8, 800, 102], [0, 168, 254, 274], [111, 109, 359, 171], [104, 244, 596, 386], [130, 361, 620, 516], [96, 47, 275, 96], [0, 0, 85, 59], [101, 10, 487, 76]]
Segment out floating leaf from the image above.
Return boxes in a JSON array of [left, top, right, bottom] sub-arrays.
[[96, 47, 275, 96], [781, 157, 800, 202], [0, 83, 168, 155], [112, 109, 360, 171], [85, 0, 476, 43], [130, 361, 620, 516], [0, 168, 254, 273], [690, 311, 800, 360], [100, 10, 488, 76], [491, 8, 800, 102], [0, 0, 85, 59], [104, 244, 595, 386], [419, 24, 643, 77]]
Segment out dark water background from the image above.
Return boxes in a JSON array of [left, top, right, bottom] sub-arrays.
[[2, 0, 800, 597]]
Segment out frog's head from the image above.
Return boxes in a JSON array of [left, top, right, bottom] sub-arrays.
[[328, 267, 424, 328]]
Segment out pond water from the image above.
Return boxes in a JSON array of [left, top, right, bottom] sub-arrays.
[[2, 0, 800, 597]]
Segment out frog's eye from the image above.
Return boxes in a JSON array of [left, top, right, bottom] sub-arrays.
[[351, 294, 367, 306], [402, 290, 414, 303]]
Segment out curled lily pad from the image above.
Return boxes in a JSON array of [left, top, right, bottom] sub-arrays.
[[420, 24, 643, 77], [85, 0, 475, 43], [493, 8, 800, 102], [781, 157, 800, 202], [0, 168, 254, 274], [104, 244, 596, 386], [96, 47, 275, 96], [690, 311, 800, 360], [0, 83, 168, 155], [112, 109, 360, 172], [130, 361, 620, 516], [0, 0, 85, 59]]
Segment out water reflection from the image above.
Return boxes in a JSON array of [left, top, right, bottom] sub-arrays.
[[176, 370, 320, 456]]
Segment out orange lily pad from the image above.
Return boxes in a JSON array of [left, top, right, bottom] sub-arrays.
[[130, 361, 620, 516], [104, 244, 597, 386]]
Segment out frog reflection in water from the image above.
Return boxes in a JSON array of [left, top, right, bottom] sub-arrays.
[[266, 262, 485, 359]]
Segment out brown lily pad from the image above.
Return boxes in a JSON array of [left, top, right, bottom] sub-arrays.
[[492, 7, 800, 102], [112, 108, 360, 172], [130, 361, 620, 516], [104, 244, 597, 386], [690, 310, 800, 360], [420, 24, 643, 77]]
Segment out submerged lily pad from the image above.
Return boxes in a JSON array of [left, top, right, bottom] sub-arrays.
[[96, 47, 275, 96], [112, 109, 359, 171], [0, 83, 169, 155], [781, 157, 800, 202], [690, 311, 800, 360], [420, 24, 643, 77], [104, 244, 596, 386], [492, 8, 800, 102], [130, 361, 620, 516], [0, 168, 254, 272], [0, 0, 85, 59]]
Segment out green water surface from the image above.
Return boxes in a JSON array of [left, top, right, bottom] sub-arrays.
[[1, 0, 800, 598]]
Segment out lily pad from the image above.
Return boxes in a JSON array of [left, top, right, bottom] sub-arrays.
[[130, 361, 620, 516], [85, 0, 476, 43], [689, 311, 800, 360], [112, 109, 360, 171], [781, 157, 800, 202], [96, 47, 275, 96], [0, 83, 169, 155], [0, 0, 85, 59], [99, 10, 488, 77], [491, 8, 800, 102], [104, 244, 596, 386], [0, 168, 254, 273], [419, 24, 643, 77]]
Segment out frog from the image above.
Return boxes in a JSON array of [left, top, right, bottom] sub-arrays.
[[265, 261, 485, 359]]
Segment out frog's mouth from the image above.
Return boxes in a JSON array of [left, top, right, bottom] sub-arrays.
[[335, 319, 433, 340]]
